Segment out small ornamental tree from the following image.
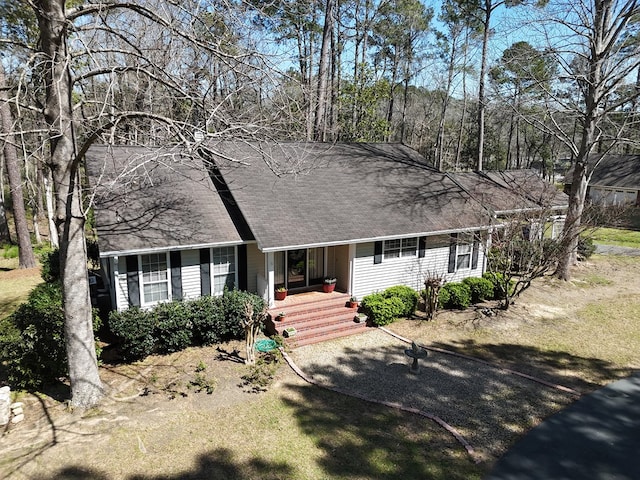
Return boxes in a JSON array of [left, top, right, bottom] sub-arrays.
[[423, 273, 445, 320], [241, 301, 266, 365], [488, 213, 564, 309]]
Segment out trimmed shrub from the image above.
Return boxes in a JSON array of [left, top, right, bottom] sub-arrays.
[[0, 282, 100, 389], [108, 289, 266, 361], [221, 289, 265, 341], [462, 277, 494, 304], [108, 307, 156, 361], [361, 293, 405, 326], [382, 285, 419, 317], [438, 282, 471, 310], [190, 295, 225, 345], [482, 272, 514, 300], [151, 301, 193, 354]]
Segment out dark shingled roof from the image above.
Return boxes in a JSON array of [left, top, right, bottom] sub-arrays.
[[564, 154, 640, 190], [86, 142, 568, 254], [587, 154, 640, 189], [85, 145, 252, 255], [206, 141, 503, 251], [450, 170, 569, 214]]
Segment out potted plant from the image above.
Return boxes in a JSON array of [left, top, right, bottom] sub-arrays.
[[275, 286, 288, 301], [348, 295, 358, 308], [276, 311, 287, 321], [323, 277, 337, 293]]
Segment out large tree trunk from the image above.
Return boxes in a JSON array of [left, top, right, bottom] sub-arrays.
[[314, 0, 335, 141], [35, 0, 103, 408], [0, 64, 37, 269], [476, 1, 493, 172]]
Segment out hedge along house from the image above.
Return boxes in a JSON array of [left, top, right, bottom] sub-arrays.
[[86, 142, 567, 312]]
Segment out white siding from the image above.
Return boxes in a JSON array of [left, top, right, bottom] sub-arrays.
[[352, 238, 485, 299], [181, 249, 201, 299], [246, 243, 264, 293], [115, 256, 130, 311]]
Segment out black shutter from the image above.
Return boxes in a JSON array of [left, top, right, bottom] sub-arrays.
[[237, 244, 247, 291], [418, 237, 427, 258], [200, 248, 211, 296], [471, 231, 480, 270], [448, 234, 458, 273], [170, 251, 182, 300], [125, 255, 140, 307], [374, 241, 383, 264]]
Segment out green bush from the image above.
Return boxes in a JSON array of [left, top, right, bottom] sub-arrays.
[[382, 285, 419, 317], [482, 272, 514, 300], [108, 289, 266, 361], [152, 301, 193, 354], [108, 307, 156, 361], [361, 293, 405, 326], [0, 283, 100, 389], [462, 277, 494, 303], [40, 248, 60, 282], [190, 295, 225, 345], [221, 289, 265, 340], [438, 282, 471, 310], [578, 236, 597, 259]]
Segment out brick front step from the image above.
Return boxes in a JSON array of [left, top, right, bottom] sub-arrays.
[[265, 293, 369, 347]]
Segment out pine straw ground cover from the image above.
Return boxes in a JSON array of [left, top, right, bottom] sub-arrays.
[[0, 255, 639, 479]]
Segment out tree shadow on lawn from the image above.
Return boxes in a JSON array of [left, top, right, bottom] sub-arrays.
[[427, 339, 634, 393], [287, 338, 630, 467], [280, 383, 486, 480], [45, 448, 293, 480]]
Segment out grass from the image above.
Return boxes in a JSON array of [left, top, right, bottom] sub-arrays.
[[2, 255, 639, 479], [590, 227, 640, 248], [0, 265, 42, 320]]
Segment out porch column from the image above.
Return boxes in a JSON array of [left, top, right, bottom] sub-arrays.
[[111, 256, 119, 311], [348, 244, 356, 295], [266, 251, 275, 307]]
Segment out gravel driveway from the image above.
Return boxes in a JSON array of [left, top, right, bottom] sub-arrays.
[[289, 329, 577, 462]]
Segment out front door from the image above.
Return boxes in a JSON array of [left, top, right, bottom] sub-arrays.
[[287, 249, 306, 288]]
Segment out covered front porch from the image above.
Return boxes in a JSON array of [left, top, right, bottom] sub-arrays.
[[258, 244, 356, 307]]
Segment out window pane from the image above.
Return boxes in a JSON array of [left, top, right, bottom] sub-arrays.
[[274, 251, 285, 286], [308, 248, 324, 282], [144, 282, 168, 303], [401, 238, 417, 256], [384, 239, 401, 259], [457, 253, 471, 270], [141, 253, 169, 303], [212, 247, 236, 295]]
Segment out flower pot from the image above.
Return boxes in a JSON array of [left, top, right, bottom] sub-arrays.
[[275, 290, 287, 301], [348, 301, 358, 309], [323, 283, 336, 293]]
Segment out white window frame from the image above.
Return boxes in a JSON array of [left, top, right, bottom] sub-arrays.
[[456, 234, 473, 271], [140, 252, 171, 306], [383, 238, 417, 260], [211, 246, 237, 295]]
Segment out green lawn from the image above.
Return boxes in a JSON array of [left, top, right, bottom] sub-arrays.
[[590, 227, 640, 248]]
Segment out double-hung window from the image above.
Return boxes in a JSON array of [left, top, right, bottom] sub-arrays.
[[383, 238, 417, 259], [456, 234, 473, 270], [212, 246, 236, 295], [141, 253, 169, 304]]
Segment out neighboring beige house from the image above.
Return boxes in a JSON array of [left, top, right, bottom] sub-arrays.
[[565, 154, 640, 206], [85, 142, 567, 311]]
